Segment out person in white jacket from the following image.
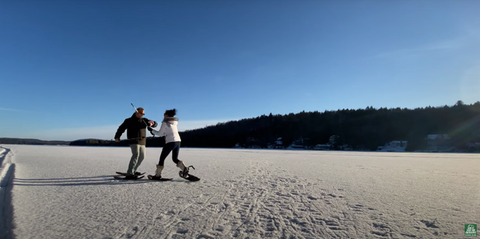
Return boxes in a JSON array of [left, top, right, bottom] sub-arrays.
[[149, 109, 187, 179]]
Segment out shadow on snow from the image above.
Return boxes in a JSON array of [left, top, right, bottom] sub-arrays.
[[13, 175, 193, 186]]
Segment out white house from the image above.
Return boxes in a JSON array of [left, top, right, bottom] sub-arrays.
[[377, 140, 408, 152]]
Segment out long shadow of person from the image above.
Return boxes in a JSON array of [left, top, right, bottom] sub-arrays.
[[13, 175, 149, 186]]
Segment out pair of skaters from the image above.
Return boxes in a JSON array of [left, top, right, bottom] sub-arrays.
[[114, 108, 186, 179]]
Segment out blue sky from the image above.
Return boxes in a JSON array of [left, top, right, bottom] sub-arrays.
[[1, 1, 479, 140]]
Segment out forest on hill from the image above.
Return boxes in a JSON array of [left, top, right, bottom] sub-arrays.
[[0, 138, 69, 145], [68, 101, 480, 152]]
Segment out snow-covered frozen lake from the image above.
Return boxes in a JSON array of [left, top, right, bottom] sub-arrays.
[[0, 144, 478, 239]]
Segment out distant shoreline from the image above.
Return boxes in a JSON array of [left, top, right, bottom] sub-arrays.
[[1, 141, 479, 154]]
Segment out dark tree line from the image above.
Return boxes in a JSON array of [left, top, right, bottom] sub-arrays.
[[0, 138, 70, 145], [66, 101, 480, 151], [178, 101, 480, 151]]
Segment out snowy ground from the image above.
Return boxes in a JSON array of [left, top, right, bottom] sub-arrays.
[[0, 144, 479, 239]]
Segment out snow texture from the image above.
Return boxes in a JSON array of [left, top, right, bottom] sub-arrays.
[[1, 144, 479, 239]]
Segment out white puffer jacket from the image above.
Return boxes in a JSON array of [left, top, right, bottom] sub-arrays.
[[151, 118, 181, 143]]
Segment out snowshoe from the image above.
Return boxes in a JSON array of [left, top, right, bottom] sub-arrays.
[[116, 171, 145, 176], [147, 175, 173, 181], [179, 165, 200, 181], [114, 175, 144, 180]]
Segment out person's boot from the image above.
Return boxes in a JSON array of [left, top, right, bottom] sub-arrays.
[[154, 165, 164, 178], [177, 161, 188, 174]]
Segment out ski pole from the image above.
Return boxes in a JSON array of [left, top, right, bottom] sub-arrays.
[[131, 103, 138, 113]]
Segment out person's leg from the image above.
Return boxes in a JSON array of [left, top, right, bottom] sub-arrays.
[[127, 144, 139, 175], [158, 142, 174, 167], [171, 142, 181, 164], [171, 142, 186, 172], [133, 145, 146, 173], [154, 143, 174, 178]]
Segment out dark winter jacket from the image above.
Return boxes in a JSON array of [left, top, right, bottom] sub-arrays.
[[114, 113, 158, 145]]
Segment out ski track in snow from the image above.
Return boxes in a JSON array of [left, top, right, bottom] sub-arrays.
[[0, 146, 15, 239], [1, 145, 479, 239]]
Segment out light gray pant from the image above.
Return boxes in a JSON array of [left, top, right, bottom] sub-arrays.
[[127, 144, 146, 175]]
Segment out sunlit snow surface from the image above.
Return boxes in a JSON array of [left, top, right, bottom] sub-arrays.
[[1, 145, 479, 239]]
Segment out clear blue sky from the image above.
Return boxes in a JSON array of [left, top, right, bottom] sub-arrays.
[[1, 1, 479, 140]]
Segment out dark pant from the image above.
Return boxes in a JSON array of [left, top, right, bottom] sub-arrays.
[[158, 142, 181, 166]]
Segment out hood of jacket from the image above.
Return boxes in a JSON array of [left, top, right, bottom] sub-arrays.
[[163, 117, 178, 126]]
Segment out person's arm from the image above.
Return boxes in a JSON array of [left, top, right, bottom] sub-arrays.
[[150, 128, 160, 136], [143, 118, 158, 136], [114, 119, 128, 141], [143, 118, 158, 128], [158, 121, 168, 136], [150, 122, 167, 137]]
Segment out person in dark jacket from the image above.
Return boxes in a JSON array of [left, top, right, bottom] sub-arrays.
[[114, 107, 158, 178]]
